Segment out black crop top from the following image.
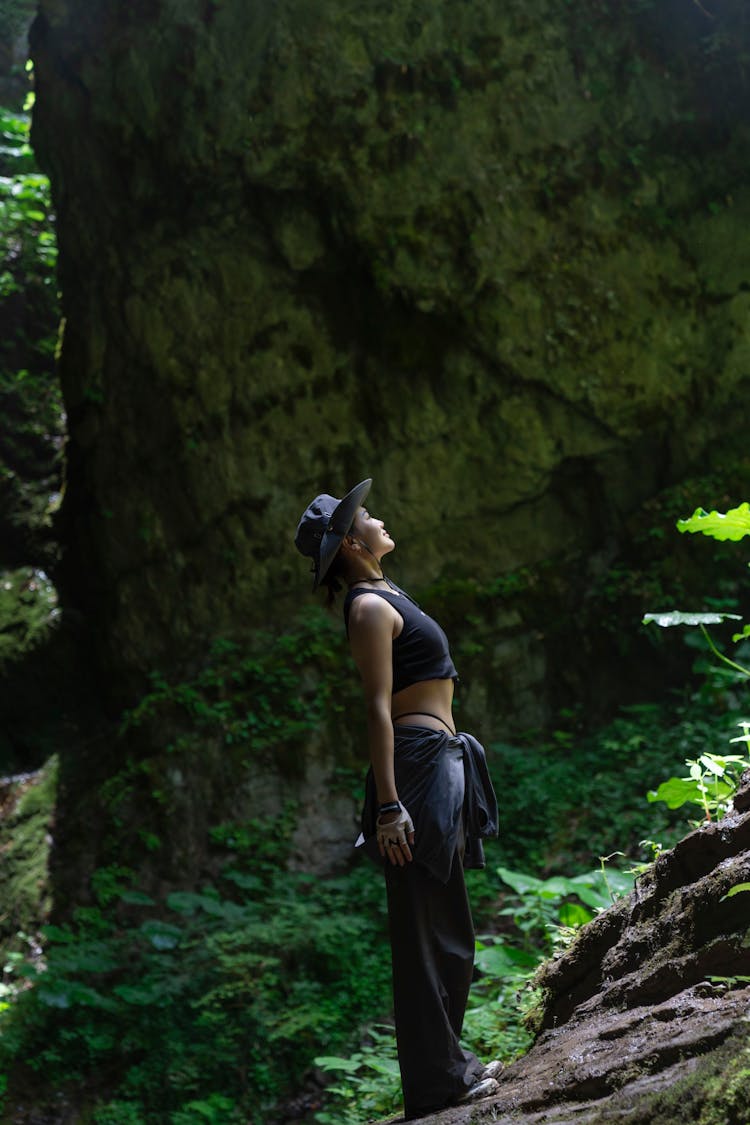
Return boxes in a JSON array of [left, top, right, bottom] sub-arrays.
[[343, 581, 458, 694]]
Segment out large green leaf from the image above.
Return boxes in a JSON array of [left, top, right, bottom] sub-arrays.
[[496, 867, 544, 895], [676, 503, 750, 541], [642, 611, 742, 628], [647, 777, 701, 809], [722, 883, 750, 899], [474, 942, 534, 976], [558, 902, 593, 927]]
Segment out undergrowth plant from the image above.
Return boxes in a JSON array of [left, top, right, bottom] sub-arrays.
[[120, 612, 355, 760], [313, 942, 541, 1125], [496, 862, 635, 954], [0, 98, 63, 674], [647, 728, 750, 823], [643, 502, 750, 823], [0, 814, 391, 1124], [312, 857, 635, 1125], [5, 498, 748, 1125]]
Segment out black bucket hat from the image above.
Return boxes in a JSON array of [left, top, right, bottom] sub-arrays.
[[295, 478, 372, 589]]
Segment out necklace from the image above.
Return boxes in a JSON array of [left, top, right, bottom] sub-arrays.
[[347, 575, 388, 588]]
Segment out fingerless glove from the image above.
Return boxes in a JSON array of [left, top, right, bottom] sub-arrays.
[[375, 801, 414, 850]]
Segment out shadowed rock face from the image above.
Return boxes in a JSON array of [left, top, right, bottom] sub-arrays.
[[417, 774, 750, 1125], [27, 0, 750, 700]]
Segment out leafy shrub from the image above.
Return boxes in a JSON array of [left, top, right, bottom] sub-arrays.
[[0, 100, 63, 658], [0, 816, 391, 1124], [120, 613, 358, 765], [484, 699, 738, 876]]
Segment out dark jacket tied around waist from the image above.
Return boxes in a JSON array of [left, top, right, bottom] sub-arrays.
[[356, 726, 499, 883]]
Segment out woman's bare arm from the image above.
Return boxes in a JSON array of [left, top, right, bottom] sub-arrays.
[[348, 594, 414, 863], [348, 594, 398, 802]]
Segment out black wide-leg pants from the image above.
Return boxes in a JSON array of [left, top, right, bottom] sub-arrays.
[[384, 845, 484, 1119]]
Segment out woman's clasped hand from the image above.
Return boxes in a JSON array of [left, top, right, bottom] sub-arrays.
[[375, 801, 415, 865]]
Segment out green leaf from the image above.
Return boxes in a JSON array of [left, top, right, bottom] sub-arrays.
[[314, 1056, 362, 1074], [496, 867, 544, 895], [474, 943, 521, 976], [676, 503, 750, 541], [221, 869, 262, 891], [721, 883, 750, 900], [112, 983, 162, 1005], [40, 924, 76, 943], [647, 777, 701, 809], [37, 981, 112, 1009], [139, 919, 183, 950], [362, 1057, 401, 1077], [642, 611, 742, 628], [558, 902, 592, 927], [119, 890, 156, 905]]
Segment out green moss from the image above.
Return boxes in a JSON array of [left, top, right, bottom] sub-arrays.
[[587, 1025, 750, 1125]]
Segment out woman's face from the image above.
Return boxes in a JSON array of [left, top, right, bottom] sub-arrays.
[[349, 506, 396, 561]]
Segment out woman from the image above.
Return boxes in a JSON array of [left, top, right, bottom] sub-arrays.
[[295, 478, 501, 1119]]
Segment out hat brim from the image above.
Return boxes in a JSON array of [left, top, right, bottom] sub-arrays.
[[314, 478, 372, 588]]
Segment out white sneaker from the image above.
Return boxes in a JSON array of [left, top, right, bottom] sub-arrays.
[[456, 1076, 500, 1103], [482, 1059, 504, 1081]]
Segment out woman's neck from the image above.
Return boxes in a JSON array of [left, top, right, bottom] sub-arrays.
[[347, 573, 388, 588]]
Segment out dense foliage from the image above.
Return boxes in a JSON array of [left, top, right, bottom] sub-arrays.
[[1, 823, 391, 1124], [2, 679, 745, 1123], [0, 100, 62, 701]]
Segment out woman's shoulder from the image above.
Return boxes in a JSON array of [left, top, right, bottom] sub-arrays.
[[345, 588, 401, 631]]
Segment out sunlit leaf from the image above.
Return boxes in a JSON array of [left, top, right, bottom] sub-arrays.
[[362, 1057, 401, 1076], [474, 943, 521, 976], [558, 902, 592, 927], [643, 611, 742, 628], [676, 503, 750, 541], [647, 777, 700, 809], [722, 883, 750, 899]]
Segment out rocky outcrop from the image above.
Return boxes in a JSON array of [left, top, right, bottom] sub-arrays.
[[420, 774, 750, 1124], [27, 0, 750, 702]]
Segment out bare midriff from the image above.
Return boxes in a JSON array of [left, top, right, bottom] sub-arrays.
[[391, 677, 455, 735]]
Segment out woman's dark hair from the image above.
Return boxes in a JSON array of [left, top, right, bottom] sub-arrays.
[[320, 550, 348, 608]]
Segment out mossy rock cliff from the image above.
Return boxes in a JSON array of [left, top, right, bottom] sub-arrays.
[[27, 0, 750, 693]]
